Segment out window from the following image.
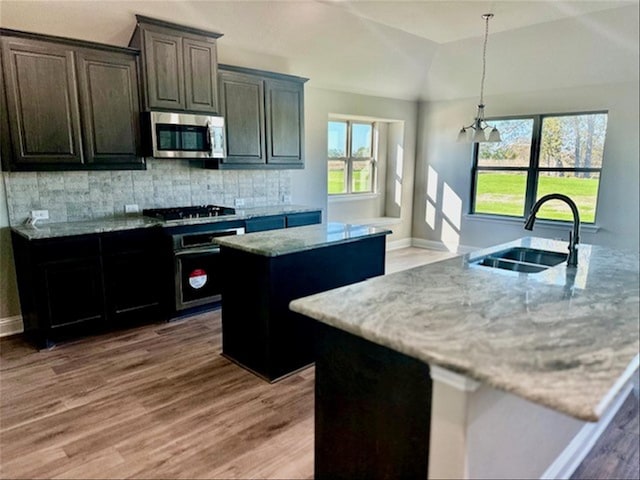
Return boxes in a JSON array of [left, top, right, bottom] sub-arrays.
[[471, 112, 608, 223], [328, 120, 376, 195]]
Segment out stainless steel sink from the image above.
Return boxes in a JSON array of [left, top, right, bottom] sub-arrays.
[[495, 247, 567, 267], [472, 247, 568, 274]]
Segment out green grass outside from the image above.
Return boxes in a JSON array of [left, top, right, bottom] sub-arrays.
[[475, 172, 599, 222], [329, 169, 599, 223], [328, 169, 371, 194]]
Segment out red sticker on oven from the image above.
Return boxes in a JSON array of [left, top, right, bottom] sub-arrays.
[[188, 269, 208, 289]]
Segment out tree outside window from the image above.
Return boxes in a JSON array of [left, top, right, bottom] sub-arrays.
[[472, 112, 607, 223]]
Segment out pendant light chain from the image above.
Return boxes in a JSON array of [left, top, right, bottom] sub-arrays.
[[479, 14, 491, 107]]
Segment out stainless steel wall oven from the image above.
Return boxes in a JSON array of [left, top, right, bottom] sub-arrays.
[[172, 225, 244, 311], [142, 205, 242, 313]]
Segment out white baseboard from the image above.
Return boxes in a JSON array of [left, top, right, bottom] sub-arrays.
[[0, 314, 24, 337], [541, 383, 634, 480], [411, 238, 477, 254], [386, 238, 412, 251]]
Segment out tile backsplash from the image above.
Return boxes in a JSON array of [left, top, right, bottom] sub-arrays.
[[3, 160, 292, 225]]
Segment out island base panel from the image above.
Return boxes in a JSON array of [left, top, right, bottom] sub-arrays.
[[315, 324, 432, 480], [221, 236, 386, 381]]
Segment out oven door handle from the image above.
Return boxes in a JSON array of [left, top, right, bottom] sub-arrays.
[[175, 246, 221, 256]]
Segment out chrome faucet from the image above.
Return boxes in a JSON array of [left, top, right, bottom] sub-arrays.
[[524, 193, 580, 267]]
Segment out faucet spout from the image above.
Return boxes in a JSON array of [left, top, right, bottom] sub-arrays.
[[523, 193, 580, 267]]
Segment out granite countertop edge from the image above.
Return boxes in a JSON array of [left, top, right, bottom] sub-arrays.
[[216, 223, 392, 257], [10, 205, 322, 240]]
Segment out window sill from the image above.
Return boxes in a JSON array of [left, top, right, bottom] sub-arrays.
[[339, 216, 402, 227], [465, 213, 600, 233], [328, 193, 380, 203]]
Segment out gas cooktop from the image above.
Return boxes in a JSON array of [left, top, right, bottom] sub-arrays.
[[142, 205, 236, 221]]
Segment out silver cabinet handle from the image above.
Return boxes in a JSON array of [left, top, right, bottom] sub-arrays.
[[175, 247, 221, 256]]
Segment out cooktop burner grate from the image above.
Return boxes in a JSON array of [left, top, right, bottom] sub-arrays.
[[142, 205, 236, 221]]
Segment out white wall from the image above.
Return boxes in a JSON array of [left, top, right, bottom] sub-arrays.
[[413, 81, 640, 252], [300, 87, 417, 242]]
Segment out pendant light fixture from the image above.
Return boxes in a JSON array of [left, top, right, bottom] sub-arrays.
[[457, 13, 501, 143]]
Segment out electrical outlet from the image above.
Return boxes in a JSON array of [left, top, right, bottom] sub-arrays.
[[234, 198, 245, 207], [125, 204, 139, 214], [31, 210, 49, 220], [281, 194, 292, 203]]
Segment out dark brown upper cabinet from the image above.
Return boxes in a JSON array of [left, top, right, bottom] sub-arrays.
[[219, 70, 266, 165], [1, 36, 83, 167], [76, 49, 142, 167], [265, 78, 305, 165], [214, 64, 307, 170], [130, 15, 221, 114], [0, 29, 144, 171]]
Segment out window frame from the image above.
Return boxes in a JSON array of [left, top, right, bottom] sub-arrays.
[[470, 110, 607, 224], [328, 120, 376, 196]]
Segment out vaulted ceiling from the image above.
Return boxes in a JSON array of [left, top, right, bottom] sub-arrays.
[[1, 1, 638, 101]]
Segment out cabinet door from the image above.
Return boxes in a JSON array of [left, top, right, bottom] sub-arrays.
[[103, 251, 167, 323], [1, 37, 83, 166], [142, 29, 185, 110], [265, 78, 304, 165], [183, 38, 219, 113], [286, 211, 321, 228], [219, 71, 266, 164], [76, 49, 143, 167], [245, 215, 286, 233], [38, 257, 104, 329], [102, 229, 169, 324]]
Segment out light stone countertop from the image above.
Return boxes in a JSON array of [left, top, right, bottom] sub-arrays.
[[11, 205, 321, 240], [289, 236, 640, 422], [215, 222, 392, 257]]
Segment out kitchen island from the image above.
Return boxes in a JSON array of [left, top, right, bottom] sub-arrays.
[[216, 222, 391, 382], [290, 237, 640, 479]]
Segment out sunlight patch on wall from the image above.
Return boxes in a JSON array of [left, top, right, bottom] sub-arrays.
[[395, 145, 404, 178], [442, 183, 462, 230], [394, 179, 402, 206], [441, 217, 460, 252], [393, 144, 404, 208], [425, 165, 438, 229], [427, 165, 438, 200], [426, 199, 436, 229]]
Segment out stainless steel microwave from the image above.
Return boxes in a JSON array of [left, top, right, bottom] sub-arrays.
[[148, 111, 225, 159]]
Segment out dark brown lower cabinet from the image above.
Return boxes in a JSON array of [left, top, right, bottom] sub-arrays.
[[101, 228, 170, 326], [12, 227, 170, 349]]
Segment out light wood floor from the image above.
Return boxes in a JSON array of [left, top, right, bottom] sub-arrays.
[[0, 247, 637, 479]]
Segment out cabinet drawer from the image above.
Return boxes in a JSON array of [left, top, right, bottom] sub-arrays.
[[245, 215, 286, 233], [286, 211, 321, 228], [32, 235, 100, 263], [101, 227, 165, 255]]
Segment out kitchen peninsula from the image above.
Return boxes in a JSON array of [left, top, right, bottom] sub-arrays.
[[290, 237, 640, 480], [216, 222, 391, 381]]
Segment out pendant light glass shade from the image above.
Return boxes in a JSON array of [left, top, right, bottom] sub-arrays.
[[472, 128, 486, 143], [457, 14, 501, 144], [487, 127, 501, 142]]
